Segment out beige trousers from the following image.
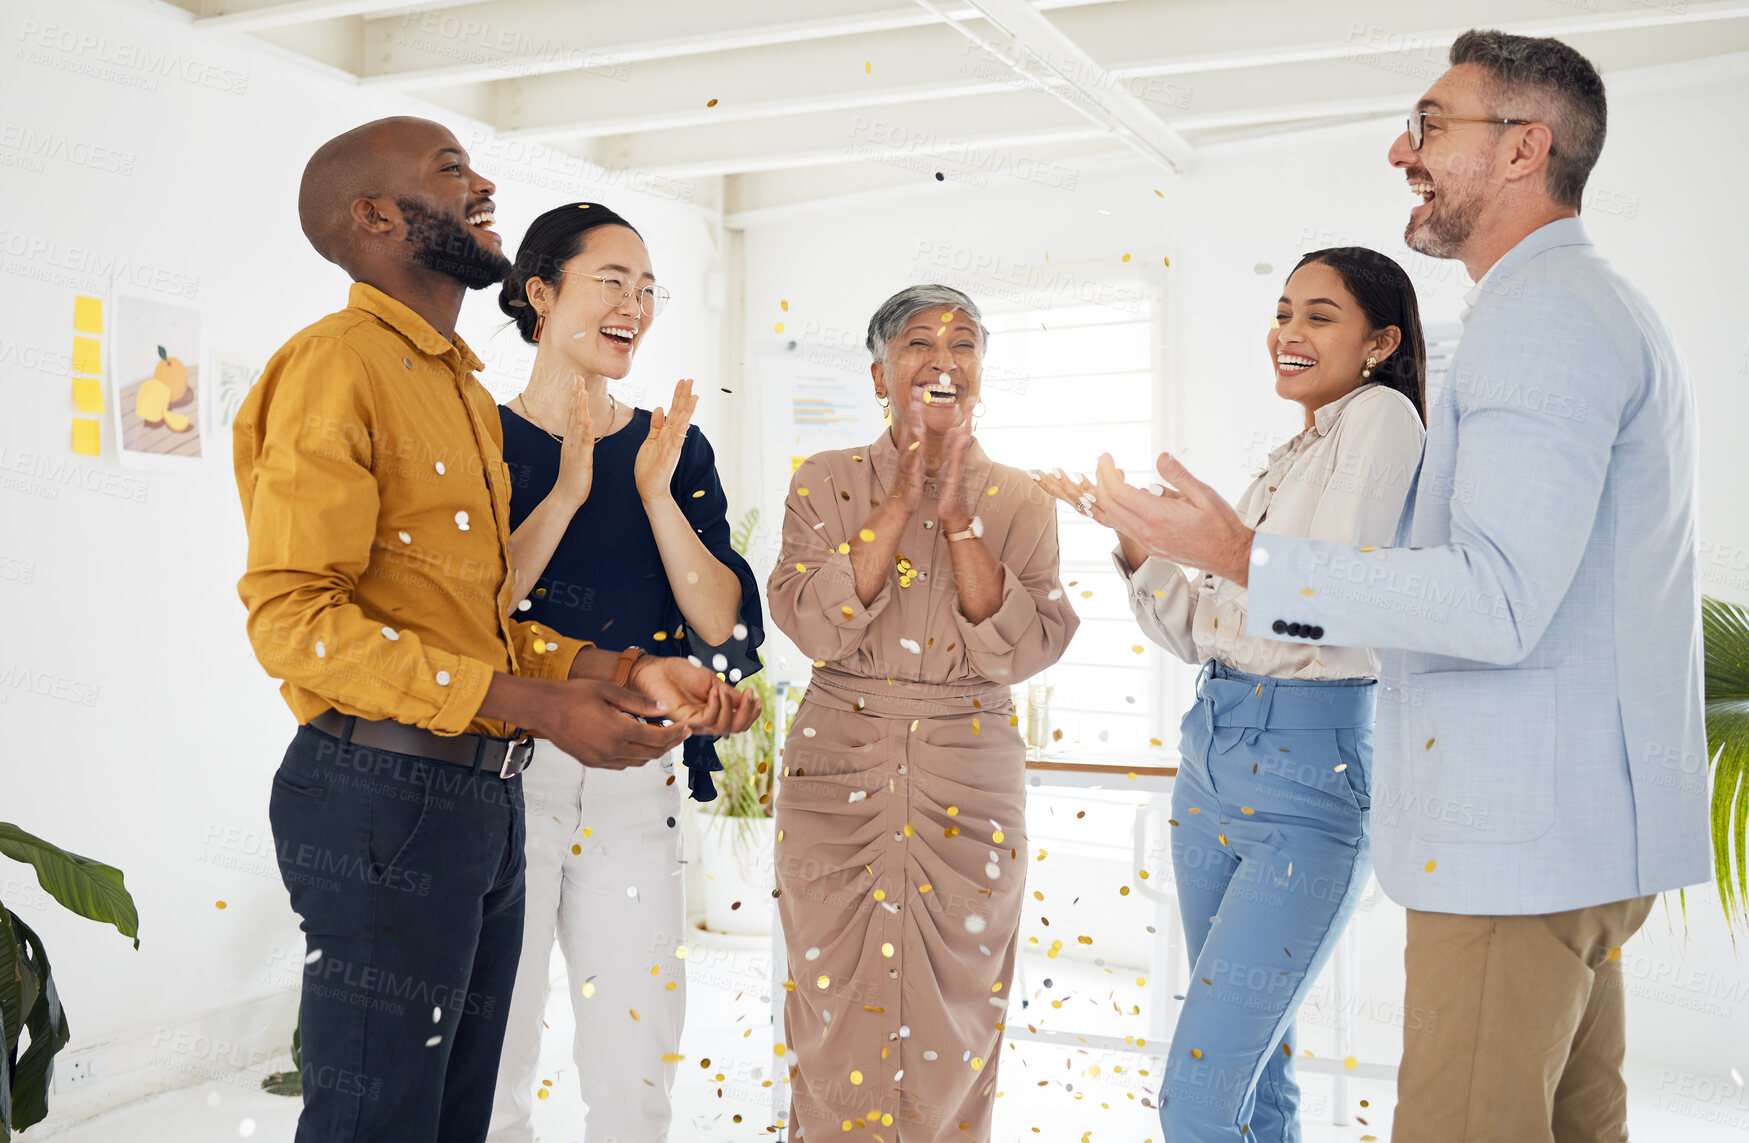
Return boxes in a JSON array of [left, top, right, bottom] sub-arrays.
[[1393, 895, 1656, 1143]]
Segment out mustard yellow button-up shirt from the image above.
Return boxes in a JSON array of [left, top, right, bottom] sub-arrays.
[[234, 282, 588, 737]]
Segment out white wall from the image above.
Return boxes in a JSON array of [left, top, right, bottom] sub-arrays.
[[733, 61, 1749, 1086], [0, 0, 728, 1126]]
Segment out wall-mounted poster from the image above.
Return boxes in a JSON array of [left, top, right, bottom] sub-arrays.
[[110, 292, 205, 470]]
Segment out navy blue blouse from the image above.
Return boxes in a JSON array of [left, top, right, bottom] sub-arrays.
[[499, 404, 765, 801]]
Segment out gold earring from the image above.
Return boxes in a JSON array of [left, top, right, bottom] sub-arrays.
[[1362, 355, 1376, 379], [532, 313, 546, 343]]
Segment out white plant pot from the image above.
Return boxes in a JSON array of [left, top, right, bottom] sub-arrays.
[[699, 813, 776, 936]]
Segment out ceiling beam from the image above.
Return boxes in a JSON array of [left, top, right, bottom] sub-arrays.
[[931, 0, 1194, 173], [356, 0, 1124, 91], [192, 0, 482, 34]]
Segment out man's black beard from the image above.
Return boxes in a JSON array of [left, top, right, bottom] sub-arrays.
[[397, 196, 512, 289]]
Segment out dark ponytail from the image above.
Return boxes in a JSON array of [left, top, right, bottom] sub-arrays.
[[1289, 247, 1427, 424], [497, 202, 642, 344]]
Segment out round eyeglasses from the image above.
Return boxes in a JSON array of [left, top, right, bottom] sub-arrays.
[[559, 271, 671, 318]]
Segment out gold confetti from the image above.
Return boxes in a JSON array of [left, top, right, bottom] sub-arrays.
[[774, 322, 785, 333], [1425, 860, 1437, 873], [662, 1052, 685, 1062], [860, 528, 877, 542], [537, 1089, 549, 1100], [850, 1070, 864, 1085], [1300, 587, 1316, 596], [215, 900, 226, 909], [992, 830, 1005, 843], [1121, 253, 1132, 263], [572, 844, 582, 855], [816, 974, 831, 989], [1190, 1048, 1203, 1059], [919, 883, 932, 894], [1344, 1056, 1358, 1070], [706, 97, 719, 107], [775, 1043, 787, 1057], [838, 542, 851, 554], [842, 605, 855, 618], [1240, 807, 1255, 815], [903, 823, 914, 837], [874, 889, 886, 901], [629, 1008, 640, 1020], [882, 942, 895, 957], [583, 827, 593, 837], [1132, 645, 1144, 654], [1119, 886, 1130, 896], [1426, 737, 1436, 749], [581, 981, 596, 998], [1607, 946, 1621, 961], [987, 485, 999, 495], [865, 62, 872, 74]]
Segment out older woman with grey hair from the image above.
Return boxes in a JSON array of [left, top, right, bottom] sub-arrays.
[[766, 283, 1079, 1139]]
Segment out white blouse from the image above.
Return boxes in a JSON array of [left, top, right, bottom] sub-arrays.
[[1115, 383, 1425, 680]]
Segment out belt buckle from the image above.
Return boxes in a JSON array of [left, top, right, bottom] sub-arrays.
[[498, 734, 534, 779]]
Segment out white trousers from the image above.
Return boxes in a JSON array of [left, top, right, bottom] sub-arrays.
[[487, 740, 687, 1143]]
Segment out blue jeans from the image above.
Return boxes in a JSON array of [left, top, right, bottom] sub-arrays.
[[269, 721, 527, 1142], [1158, 661, 1374, 1143]]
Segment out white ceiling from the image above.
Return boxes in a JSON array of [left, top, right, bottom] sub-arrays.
[[149, 0, 1749, 218]]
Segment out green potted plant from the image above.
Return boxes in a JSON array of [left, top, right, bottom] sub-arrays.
[[1703, 595, 1749, 933], [0, 824, 140, 1140]]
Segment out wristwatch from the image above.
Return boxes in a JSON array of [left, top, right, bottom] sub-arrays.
[[612, 646, 646, 687], [945, 516, 984, 542]]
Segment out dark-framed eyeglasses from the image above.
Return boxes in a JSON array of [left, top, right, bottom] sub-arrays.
[[1406, 109, 1542, 152], [559, 271, 671, 318]]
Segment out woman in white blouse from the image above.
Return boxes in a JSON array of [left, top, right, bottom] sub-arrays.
[[1038, 247, 1426, 1143]]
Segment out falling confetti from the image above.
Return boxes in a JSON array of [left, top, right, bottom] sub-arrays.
[[706, 98, 718, 107]]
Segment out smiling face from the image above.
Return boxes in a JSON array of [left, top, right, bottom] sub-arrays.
[[1267, 261, 1397, 413], [388, 124, 509, 289], [873, 309, 983, 433], [524, 225, 655, 380], [1389, 64, 1513, 262]]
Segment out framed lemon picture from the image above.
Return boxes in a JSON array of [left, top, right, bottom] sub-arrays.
[[110, 291, 205, 470]]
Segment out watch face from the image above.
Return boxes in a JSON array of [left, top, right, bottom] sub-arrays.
[[970, 516, 984, 538]]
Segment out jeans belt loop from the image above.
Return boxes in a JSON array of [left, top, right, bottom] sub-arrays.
[[1256, 679, 1278, 732], [338, 714, 357, 758]]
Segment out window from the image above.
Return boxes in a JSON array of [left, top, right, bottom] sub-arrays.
[[976, 286, 1189, 761]]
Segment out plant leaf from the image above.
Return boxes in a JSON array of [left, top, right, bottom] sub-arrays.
[[6, 912, 69, 1132], [0, 825, 138, 949], [1702, 595, 1749, 933]]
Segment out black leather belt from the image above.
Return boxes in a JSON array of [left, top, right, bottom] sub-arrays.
[[308, 710, 534, 779]]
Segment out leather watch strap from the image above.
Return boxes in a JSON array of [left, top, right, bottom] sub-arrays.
[[612, 646, 646, 688]]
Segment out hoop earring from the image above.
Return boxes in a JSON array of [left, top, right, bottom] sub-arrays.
[[876, 394, 890, 410], [532, 314, 546, 343], [972, 400, 987, 419], [1361, 355, 1376, 379]]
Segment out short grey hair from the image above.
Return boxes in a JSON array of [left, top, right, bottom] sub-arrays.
[[865, 284, 989, 365], [1449, 29, 1607, 209]]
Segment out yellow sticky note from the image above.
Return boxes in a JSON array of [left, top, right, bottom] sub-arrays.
[[72, 337, 101, 376], [74, 296, 103, 334], [72, 419, 100, 455], [72, 377, 103, 413]]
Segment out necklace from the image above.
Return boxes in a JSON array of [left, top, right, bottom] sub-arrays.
[[515, 391, 618, 444]]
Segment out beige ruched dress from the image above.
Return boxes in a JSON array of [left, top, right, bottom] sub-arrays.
[[766, 428, 1079, 1140]]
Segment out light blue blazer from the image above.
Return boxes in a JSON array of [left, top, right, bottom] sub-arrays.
[[1248, 218, 1710, 915]]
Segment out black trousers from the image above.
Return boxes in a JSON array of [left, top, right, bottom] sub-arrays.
[[269, 722, 527, 1142]]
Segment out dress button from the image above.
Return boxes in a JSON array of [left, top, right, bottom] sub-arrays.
[[897, 765, 907, 775], [923, 520, 935, 530], [1287, 622, 1304, 637], [402, 357, 413, 369], [893, 832, 903, 842], [1271, 620, 1288, 635], [1309, 626, 1325, 640]]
